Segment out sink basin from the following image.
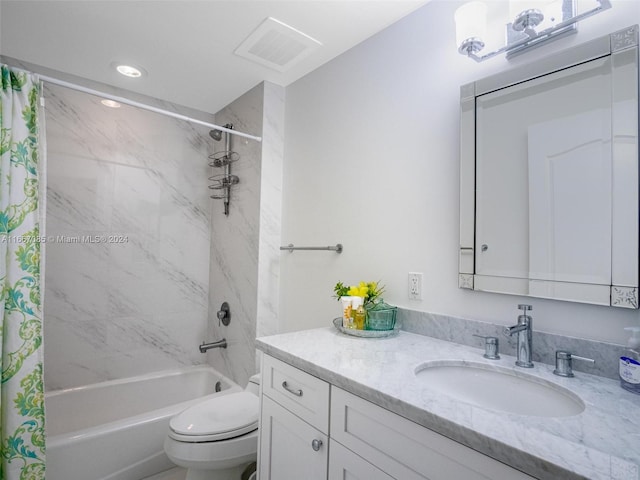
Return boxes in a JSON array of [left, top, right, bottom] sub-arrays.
[[414, 361, 585, 417]]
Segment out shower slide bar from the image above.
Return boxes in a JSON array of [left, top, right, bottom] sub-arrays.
[[16, 66, 262, 142], [280, 243, 343, 254]]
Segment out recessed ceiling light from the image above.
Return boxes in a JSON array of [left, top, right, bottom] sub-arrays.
[[101, 99, 121, 108], [113, 63, 145, 78]]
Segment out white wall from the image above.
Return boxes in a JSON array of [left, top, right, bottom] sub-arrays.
[[280, 0, 640, 344]]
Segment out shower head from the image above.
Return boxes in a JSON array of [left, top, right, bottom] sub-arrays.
[[209, 129, 223, 141]]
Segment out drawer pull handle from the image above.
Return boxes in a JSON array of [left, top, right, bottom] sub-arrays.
[[282, 381, 303, 397], [311, 439, 323, 451]]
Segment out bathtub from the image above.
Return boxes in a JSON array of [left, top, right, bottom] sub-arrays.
[[45, 365, 241, 480]]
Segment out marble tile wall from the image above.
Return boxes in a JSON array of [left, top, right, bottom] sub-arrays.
[[206, 85, 262, 386], [206, 82, 284, 387], [399, 308, 626, 380], [44, 84, 212, 390], [256, 82, 284, 341]]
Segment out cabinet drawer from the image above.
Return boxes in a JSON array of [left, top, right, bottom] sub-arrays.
[[331, 387, 536, 480], [261, 354, 330, 433]]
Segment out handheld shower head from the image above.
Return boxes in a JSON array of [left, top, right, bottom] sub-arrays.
[[209, 129, 223, 141]]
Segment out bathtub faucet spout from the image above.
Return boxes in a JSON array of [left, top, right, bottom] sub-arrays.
[[199, 338, 227, 353]]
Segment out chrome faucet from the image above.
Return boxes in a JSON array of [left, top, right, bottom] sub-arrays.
[[503, 304, 534, 368], [199, 338, 227, 353]]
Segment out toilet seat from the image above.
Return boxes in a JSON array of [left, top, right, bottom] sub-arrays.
[[169, 391, 259, 443]]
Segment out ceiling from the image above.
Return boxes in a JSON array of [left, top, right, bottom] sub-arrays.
[[0, 1, 429, 114]]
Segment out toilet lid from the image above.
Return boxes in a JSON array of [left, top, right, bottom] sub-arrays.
[[169, 392, 259, 442]]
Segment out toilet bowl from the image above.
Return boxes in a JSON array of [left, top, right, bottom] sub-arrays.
[[164, 374, 260, 480]]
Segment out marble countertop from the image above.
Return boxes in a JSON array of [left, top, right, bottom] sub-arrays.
[[256, 327, 640, 480]]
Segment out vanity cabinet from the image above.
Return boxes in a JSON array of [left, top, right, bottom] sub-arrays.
[[258, 354, 536, 480], [258, 355, 330, 480]]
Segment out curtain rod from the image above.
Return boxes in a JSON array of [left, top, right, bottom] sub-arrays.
[[26, 71, 262, 143]]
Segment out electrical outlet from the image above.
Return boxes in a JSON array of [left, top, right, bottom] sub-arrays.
[[408, 272, 423, 300]]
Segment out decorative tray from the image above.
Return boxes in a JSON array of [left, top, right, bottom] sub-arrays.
[[332, 317, 399, 338]]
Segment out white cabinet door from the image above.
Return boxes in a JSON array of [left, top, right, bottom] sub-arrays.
[[259, 395, 328, 480], [331, 387, 535, 480], [328, 441, 394, 480]]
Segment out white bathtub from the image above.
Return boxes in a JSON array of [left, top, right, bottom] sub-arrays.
[[45, 365, 241, 480]]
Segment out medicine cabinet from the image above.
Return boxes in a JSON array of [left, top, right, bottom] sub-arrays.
[[459, 26, 639, 308]]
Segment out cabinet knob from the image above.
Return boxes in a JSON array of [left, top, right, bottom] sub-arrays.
[[311, 439, 323, 451]]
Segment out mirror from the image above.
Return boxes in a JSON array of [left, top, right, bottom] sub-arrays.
[[459, 26, 639, 308]]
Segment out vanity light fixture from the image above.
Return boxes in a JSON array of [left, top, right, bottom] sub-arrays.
[[100, 99, 121, 108], [455, 0, 612, 62]]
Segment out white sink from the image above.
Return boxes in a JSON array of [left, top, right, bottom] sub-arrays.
[[414, 361, 585, 417]]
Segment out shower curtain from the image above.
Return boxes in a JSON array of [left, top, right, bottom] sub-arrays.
[[0, 65, 46, 479]]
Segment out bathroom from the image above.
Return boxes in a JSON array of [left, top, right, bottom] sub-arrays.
[[0, 0, 639, 479]]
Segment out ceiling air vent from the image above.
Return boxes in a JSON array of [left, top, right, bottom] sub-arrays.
[[235, 17, 322, 72]]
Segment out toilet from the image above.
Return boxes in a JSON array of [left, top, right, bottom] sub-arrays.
[[164, 374, 260, 480]]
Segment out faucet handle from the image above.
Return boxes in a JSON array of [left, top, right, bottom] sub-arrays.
[[472, 334, 500, 360], [553, 350, 595, 377], [518, 304, 532, 312]]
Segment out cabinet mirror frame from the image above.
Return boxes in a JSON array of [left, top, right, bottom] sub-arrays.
[[459, 25, 639, 309]]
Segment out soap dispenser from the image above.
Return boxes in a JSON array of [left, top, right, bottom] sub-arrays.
[[620, 327, 640, 395]]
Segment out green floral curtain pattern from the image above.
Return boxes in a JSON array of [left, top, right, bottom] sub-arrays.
[[0, 65, 45, 480]]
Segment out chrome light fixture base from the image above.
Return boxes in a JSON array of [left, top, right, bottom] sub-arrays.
[[512, 9, 544, 33], [457, 0, 612, 63], [458, 37, 485, 56]]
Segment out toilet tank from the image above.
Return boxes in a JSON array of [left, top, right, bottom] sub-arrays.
[[245, 374, 260, 396]]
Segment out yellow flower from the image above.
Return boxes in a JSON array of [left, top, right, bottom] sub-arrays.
[[335, 280, 385, 303], [347, 286, 361, 297]]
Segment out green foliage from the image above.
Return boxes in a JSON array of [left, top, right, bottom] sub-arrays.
[[333, 281, 350, 300]]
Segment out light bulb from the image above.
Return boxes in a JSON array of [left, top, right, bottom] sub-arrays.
[[454, 2, 488, 48]]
